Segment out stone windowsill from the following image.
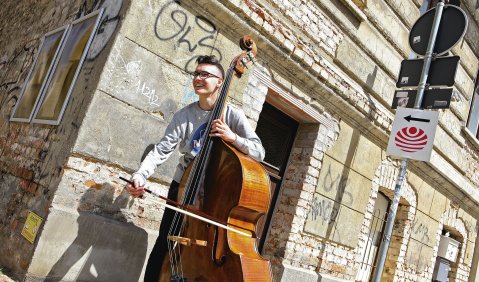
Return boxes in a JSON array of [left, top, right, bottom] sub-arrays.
[[462, 126, 479, 151], [338, 0, 367, 22]]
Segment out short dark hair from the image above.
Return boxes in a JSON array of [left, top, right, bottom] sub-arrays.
[[196, 55, 225, 78]]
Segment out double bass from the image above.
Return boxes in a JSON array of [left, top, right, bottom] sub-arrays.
[[160, 36, 274, 282]]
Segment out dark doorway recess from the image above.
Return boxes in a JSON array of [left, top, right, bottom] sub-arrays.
[[255, 102, 299, 252]]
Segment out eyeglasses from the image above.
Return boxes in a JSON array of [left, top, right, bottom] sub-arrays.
[[190, 71, 221, 80]]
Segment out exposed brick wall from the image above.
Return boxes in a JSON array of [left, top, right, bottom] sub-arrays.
[[222, 0, 396, 148], [354, 159, 419, 281], [242, 65, 269, 128], [0, 1, 83, 276], [439, 209, 470, 282], [60, 156, 166, 231], [464, 142, 479, 187], [242, 0, 344, 56], [386, 206, 417, 281], [263, 121, 347, 277]]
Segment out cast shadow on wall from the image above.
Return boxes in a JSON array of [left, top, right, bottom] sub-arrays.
[[45, 183, 148, 282]]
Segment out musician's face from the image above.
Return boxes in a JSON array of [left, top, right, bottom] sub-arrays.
[[192, 64, 223, 97]]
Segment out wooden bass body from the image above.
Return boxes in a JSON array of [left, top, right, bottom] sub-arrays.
[[160, 139, 273, 282]]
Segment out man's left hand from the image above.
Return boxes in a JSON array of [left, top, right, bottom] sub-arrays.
[[210, 119, 236, 143]]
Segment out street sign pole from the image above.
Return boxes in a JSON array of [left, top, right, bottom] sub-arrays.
[[413, 2, 445, 109], [372, 1, 445, 281]]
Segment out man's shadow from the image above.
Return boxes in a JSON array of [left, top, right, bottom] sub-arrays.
[[46, 183, 148, 282]]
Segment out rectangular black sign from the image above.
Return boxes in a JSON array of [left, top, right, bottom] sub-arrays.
[[396, 56, 460, 88], [391, 88, 453, 109]]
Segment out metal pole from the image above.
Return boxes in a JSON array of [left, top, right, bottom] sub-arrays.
[[371, 1, 445, 281], [413, 2, 446, 109], [371, 159, 408, 282]]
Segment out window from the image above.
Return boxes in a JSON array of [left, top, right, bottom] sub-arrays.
[[10, 9, 104, 125], [356, 192, 389, 282], [10, 27, 68, 122], [467, 70, 479, 138]]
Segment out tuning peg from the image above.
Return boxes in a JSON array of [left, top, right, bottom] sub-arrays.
[[248, 52, 255, 64]]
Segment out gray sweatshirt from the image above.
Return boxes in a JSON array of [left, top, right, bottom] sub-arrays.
[[132, 102, 265, 186]]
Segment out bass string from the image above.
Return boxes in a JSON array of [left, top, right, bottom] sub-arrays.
[[180, 64, 236, 206], [165, 62, 237, 277], [168, 64, 235, 236]]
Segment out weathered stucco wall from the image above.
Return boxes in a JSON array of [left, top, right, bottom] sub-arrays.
[[305, 121, 383, 248], [1, 0, 479, 281]]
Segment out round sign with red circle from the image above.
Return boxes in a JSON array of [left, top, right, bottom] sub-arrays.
[[395, 127, 428, 153]]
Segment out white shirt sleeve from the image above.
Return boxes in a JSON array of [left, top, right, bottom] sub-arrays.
[[227, 105, 265, 162], [131, 115, 182, 186]]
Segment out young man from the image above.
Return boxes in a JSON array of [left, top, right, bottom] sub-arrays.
[[125, 55, 265, 282]]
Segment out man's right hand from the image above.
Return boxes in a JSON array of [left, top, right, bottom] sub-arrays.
[[126, 179, 145, 198]]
